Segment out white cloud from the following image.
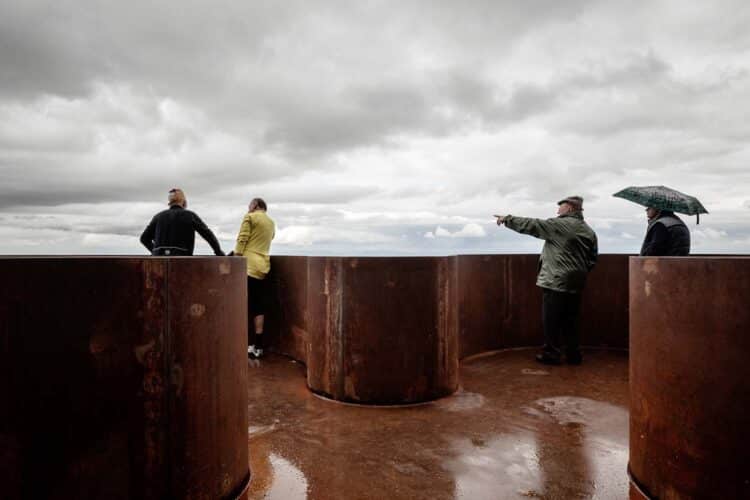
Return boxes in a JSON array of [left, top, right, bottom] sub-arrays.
[[694, 228, 728, 241], [433, 223, 487, 238], [274, 225, 393, 246], [452, 223, 488, 238], [435, 226, 452, 237]]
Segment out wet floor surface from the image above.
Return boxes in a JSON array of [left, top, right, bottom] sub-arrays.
[[243, 349, 629, 500]]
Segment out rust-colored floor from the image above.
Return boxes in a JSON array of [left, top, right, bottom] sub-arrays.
[[243, 349, 629, 500]]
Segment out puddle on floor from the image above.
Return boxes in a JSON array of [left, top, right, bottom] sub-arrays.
[[432, 388, 486, 412], [446, 433, 542, 499]]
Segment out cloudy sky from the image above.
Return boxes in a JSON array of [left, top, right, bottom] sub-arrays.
[[1, 0, 749, 256]]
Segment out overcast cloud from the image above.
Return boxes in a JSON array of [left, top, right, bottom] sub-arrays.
[[1, 0, 749, 255]]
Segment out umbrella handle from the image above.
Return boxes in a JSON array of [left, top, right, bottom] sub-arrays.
[[697, 213, 700, 225]]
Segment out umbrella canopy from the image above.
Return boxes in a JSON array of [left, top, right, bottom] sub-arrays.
[[613, 185, 708, 223]]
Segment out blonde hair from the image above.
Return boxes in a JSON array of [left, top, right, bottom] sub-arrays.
[[168, 188, 187, 207]]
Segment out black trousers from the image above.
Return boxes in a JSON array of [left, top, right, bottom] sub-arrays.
[[542, 288, 582, 359], [247, 276, 270, 346]]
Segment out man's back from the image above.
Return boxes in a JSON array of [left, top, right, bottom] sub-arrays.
[[640, 212, 690, 256], [235, 211, 275, 279], [539, 214, 598, 292], [141, 205, 223, 256]]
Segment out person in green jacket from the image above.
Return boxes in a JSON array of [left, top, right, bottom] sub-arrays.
[[495, 196, 598, 365], [233, 197, 275, 359]]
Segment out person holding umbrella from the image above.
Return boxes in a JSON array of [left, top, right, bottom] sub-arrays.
[[613, 185, 708, 257], [640, 207, 690, 256], [495, 196, 598, 365]]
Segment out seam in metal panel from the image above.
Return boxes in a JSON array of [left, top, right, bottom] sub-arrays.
[[164, 258, 172, 499], [335, 258, 345, 398]]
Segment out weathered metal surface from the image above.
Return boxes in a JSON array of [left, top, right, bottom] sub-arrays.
[[456, 255, 542, 356], [166, 258, 250, 499], [305, 257, 344, 398], [304, 257, 459, 404], [457, 254, 629, 358], [0, 257, 249, 500], [264, 256, 308, 363], [581, 254, 630, 349], [267, 255, 629, 389], [629, 257, 750, 499]]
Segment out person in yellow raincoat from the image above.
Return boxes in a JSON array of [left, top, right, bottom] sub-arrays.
[[233, 198, 275, 359]]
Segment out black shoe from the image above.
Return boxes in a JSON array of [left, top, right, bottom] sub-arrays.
[[535, 353, 561, 365]]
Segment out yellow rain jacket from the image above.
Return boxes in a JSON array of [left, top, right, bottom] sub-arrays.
[[234, 211, 275, 279]]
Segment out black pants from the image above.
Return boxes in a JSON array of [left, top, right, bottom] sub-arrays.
[[247, 276, 269, 345], [542, 288, 582, 359]]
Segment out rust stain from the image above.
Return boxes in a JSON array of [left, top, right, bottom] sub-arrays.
[[190, 303, 206, 317], [171, 362, 184, 397], [642, 258, 659, 275], [134, 339, 156, 364]]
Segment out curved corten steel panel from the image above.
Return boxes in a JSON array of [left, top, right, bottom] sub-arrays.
[[457, 254, 629, 358], [0, 257, 249, 500], [629, 257, 750, 499], [266, 254, 628, 404], [305, 257, 459, 404], [265, 256, 308, 363]]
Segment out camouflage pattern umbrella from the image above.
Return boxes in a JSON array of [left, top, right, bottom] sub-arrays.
[[613, 185, 708, 223]]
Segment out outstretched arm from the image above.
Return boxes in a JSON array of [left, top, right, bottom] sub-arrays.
[[192, 214, 225, 255], [501, 215, 561, 240]]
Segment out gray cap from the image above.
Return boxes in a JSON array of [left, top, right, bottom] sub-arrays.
[[557, 196, 584, 210]]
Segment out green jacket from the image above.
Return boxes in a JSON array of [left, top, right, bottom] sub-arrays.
[[504, 212, 598, 293]]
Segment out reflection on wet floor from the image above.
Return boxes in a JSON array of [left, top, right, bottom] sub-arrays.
[[244, 349, 629, 500]]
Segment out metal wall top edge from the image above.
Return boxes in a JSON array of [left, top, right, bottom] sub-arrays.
[[628, 255, 750, 260], [0, 255, 245, 259], [1, 253, 744, 260]]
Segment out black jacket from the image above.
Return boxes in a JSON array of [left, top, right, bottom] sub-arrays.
[[140, 205, 224, 256], [640, 211, 690, 256]]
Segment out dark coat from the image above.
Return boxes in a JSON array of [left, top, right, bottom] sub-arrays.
[[140, 205, 224, 256], [639, 211, 690, 256]]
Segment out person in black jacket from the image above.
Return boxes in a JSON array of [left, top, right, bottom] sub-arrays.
[[140, 188, 225, 256], [640, 207, 690, 256]]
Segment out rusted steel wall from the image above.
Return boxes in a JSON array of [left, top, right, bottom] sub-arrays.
[[629, 257, 750, 499], [0, 257, 249, 500], [457, 254, 629, 358], [456, 255, 541, 356], [268, 254, 629, 366], [303, 257, 459, 404], [265, 256, 308, 364]]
